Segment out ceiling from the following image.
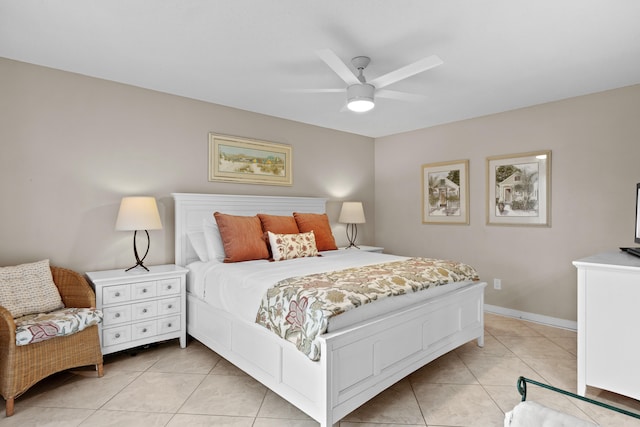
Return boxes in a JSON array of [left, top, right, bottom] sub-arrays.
[[2, 1, 640, 138]]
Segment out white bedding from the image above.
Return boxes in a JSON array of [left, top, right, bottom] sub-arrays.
[[504, 401, 599, 427], [187, 249, 474, 332]]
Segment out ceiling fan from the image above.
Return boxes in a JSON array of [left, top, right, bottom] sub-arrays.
[[299, 49, 443, 112]]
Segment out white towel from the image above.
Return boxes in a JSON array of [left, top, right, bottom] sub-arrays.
[[504, 401, 599, 427]]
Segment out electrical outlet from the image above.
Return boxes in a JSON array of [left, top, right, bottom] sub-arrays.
[[493, 278, 502, 290]]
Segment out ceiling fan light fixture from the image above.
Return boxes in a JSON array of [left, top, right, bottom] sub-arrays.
[[347, 84, 375, 112]]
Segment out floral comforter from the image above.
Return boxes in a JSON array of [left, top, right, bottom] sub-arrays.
[[255, 257, 479, 360]]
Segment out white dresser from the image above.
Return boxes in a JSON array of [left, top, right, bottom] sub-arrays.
[[573, 251, 640, 400], [86, 264, 188, 355]]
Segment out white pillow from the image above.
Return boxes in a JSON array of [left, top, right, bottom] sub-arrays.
[[203, 217, 225, 262], [0, 259, 64, 318], [187, 231, 208, 262], [268, 231, 319, 261]]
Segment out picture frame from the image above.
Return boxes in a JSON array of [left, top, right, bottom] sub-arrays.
[[422, 159, 469, 224], [209, 133, 292, 186], [486, 150, 551, 226]]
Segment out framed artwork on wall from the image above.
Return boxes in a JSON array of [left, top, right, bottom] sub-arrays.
[[422, 159, 469, 224], [486, 150, 551, 226], [209, 133, 293, 186]]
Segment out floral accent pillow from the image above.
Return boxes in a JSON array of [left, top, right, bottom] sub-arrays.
[[15, 307, 103, 346], [267, 231, 319, 261]]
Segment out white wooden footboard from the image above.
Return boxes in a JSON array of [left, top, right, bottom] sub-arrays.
[[187, 281, 486, 427]]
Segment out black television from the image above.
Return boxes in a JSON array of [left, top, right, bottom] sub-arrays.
[[621, 183, 640, 257], [636, 182, 640, 244]]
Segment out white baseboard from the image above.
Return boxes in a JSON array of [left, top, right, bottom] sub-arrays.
[[484, 304, 577, 331]]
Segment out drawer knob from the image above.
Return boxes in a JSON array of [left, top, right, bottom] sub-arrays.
[[167, 285, 172, 289], [115, 333, 120, 339], [115, 292, 120, 297], [168, 323, 172, 328], [115, 313, 120, 318], [168, 305, 173, 309], [142, 288, 147, 293], [142, 308, 148, 313], [142, 328, 147, 333]]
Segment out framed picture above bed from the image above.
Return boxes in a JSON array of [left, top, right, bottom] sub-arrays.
[[422, 159, 469, 224], [486, 150, 551, 226], [208, 133, 293, 186]]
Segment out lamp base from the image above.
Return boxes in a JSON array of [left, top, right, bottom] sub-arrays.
[[125, 230, 150, 272], [125, 260, 149, 272], [345, 224, 360, 250]]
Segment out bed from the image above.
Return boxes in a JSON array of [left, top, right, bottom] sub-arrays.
[[173, 193, 487, 427]]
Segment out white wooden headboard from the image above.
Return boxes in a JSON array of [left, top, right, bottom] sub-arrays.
[[172, 193, 327, 266]]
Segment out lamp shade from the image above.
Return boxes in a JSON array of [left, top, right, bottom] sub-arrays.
[[339, 202, 366, 224], [115, 197, 163, 231]]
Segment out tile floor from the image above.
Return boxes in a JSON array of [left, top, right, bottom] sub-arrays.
[[3, 313, 640, 426]]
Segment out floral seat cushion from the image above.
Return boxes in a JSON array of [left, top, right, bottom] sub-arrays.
[[15, 307, 103, 346]]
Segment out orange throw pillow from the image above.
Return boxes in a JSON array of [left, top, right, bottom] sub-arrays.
[[293, 212, 338, 251], [257, 214, 299, 234], [213, 212, 269, 262]]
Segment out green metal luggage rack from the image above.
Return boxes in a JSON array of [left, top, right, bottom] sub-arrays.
[[516, 376, 640, 420]]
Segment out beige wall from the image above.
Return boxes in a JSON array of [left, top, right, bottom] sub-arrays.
[[4, 57, 640, 322], [0, 58, 375, 272], [374, 84, 640, 322]]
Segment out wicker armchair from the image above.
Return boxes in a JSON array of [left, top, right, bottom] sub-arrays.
[[0, 266, 103, 417]]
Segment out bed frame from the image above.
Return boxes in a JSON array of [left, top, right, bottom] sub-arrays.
[[173, 193, 487, 427]]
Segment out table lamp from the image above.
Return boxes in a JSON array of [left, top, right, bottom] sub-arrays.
[[338, 201, 366, 249], [115, 196, 162, 271]]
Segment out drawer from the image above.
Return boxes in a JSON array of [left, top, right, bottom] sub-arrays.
[[132, 321, 157, 340], [132, 281, 157, 300], [132, 300, 158, 320], [158, 316, 180, 335], [157, 278, 181, 296], [103, 325, 131, 347], [103, 284, 131, 305], [158, 297, 180, 315], [102, 305, 132, 326]]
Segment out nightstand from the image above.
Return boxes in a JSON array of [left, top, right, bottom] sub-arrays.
[[86, 264, 188, 355], [340, 245, 384, 253]]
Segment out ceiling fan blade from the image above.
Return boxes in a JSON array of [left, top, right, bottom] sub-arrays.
[[370, 55, 443, 89], [316, 49, 360, 86], [376, 89, 426, 102], [283, 88, 344, 94]]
